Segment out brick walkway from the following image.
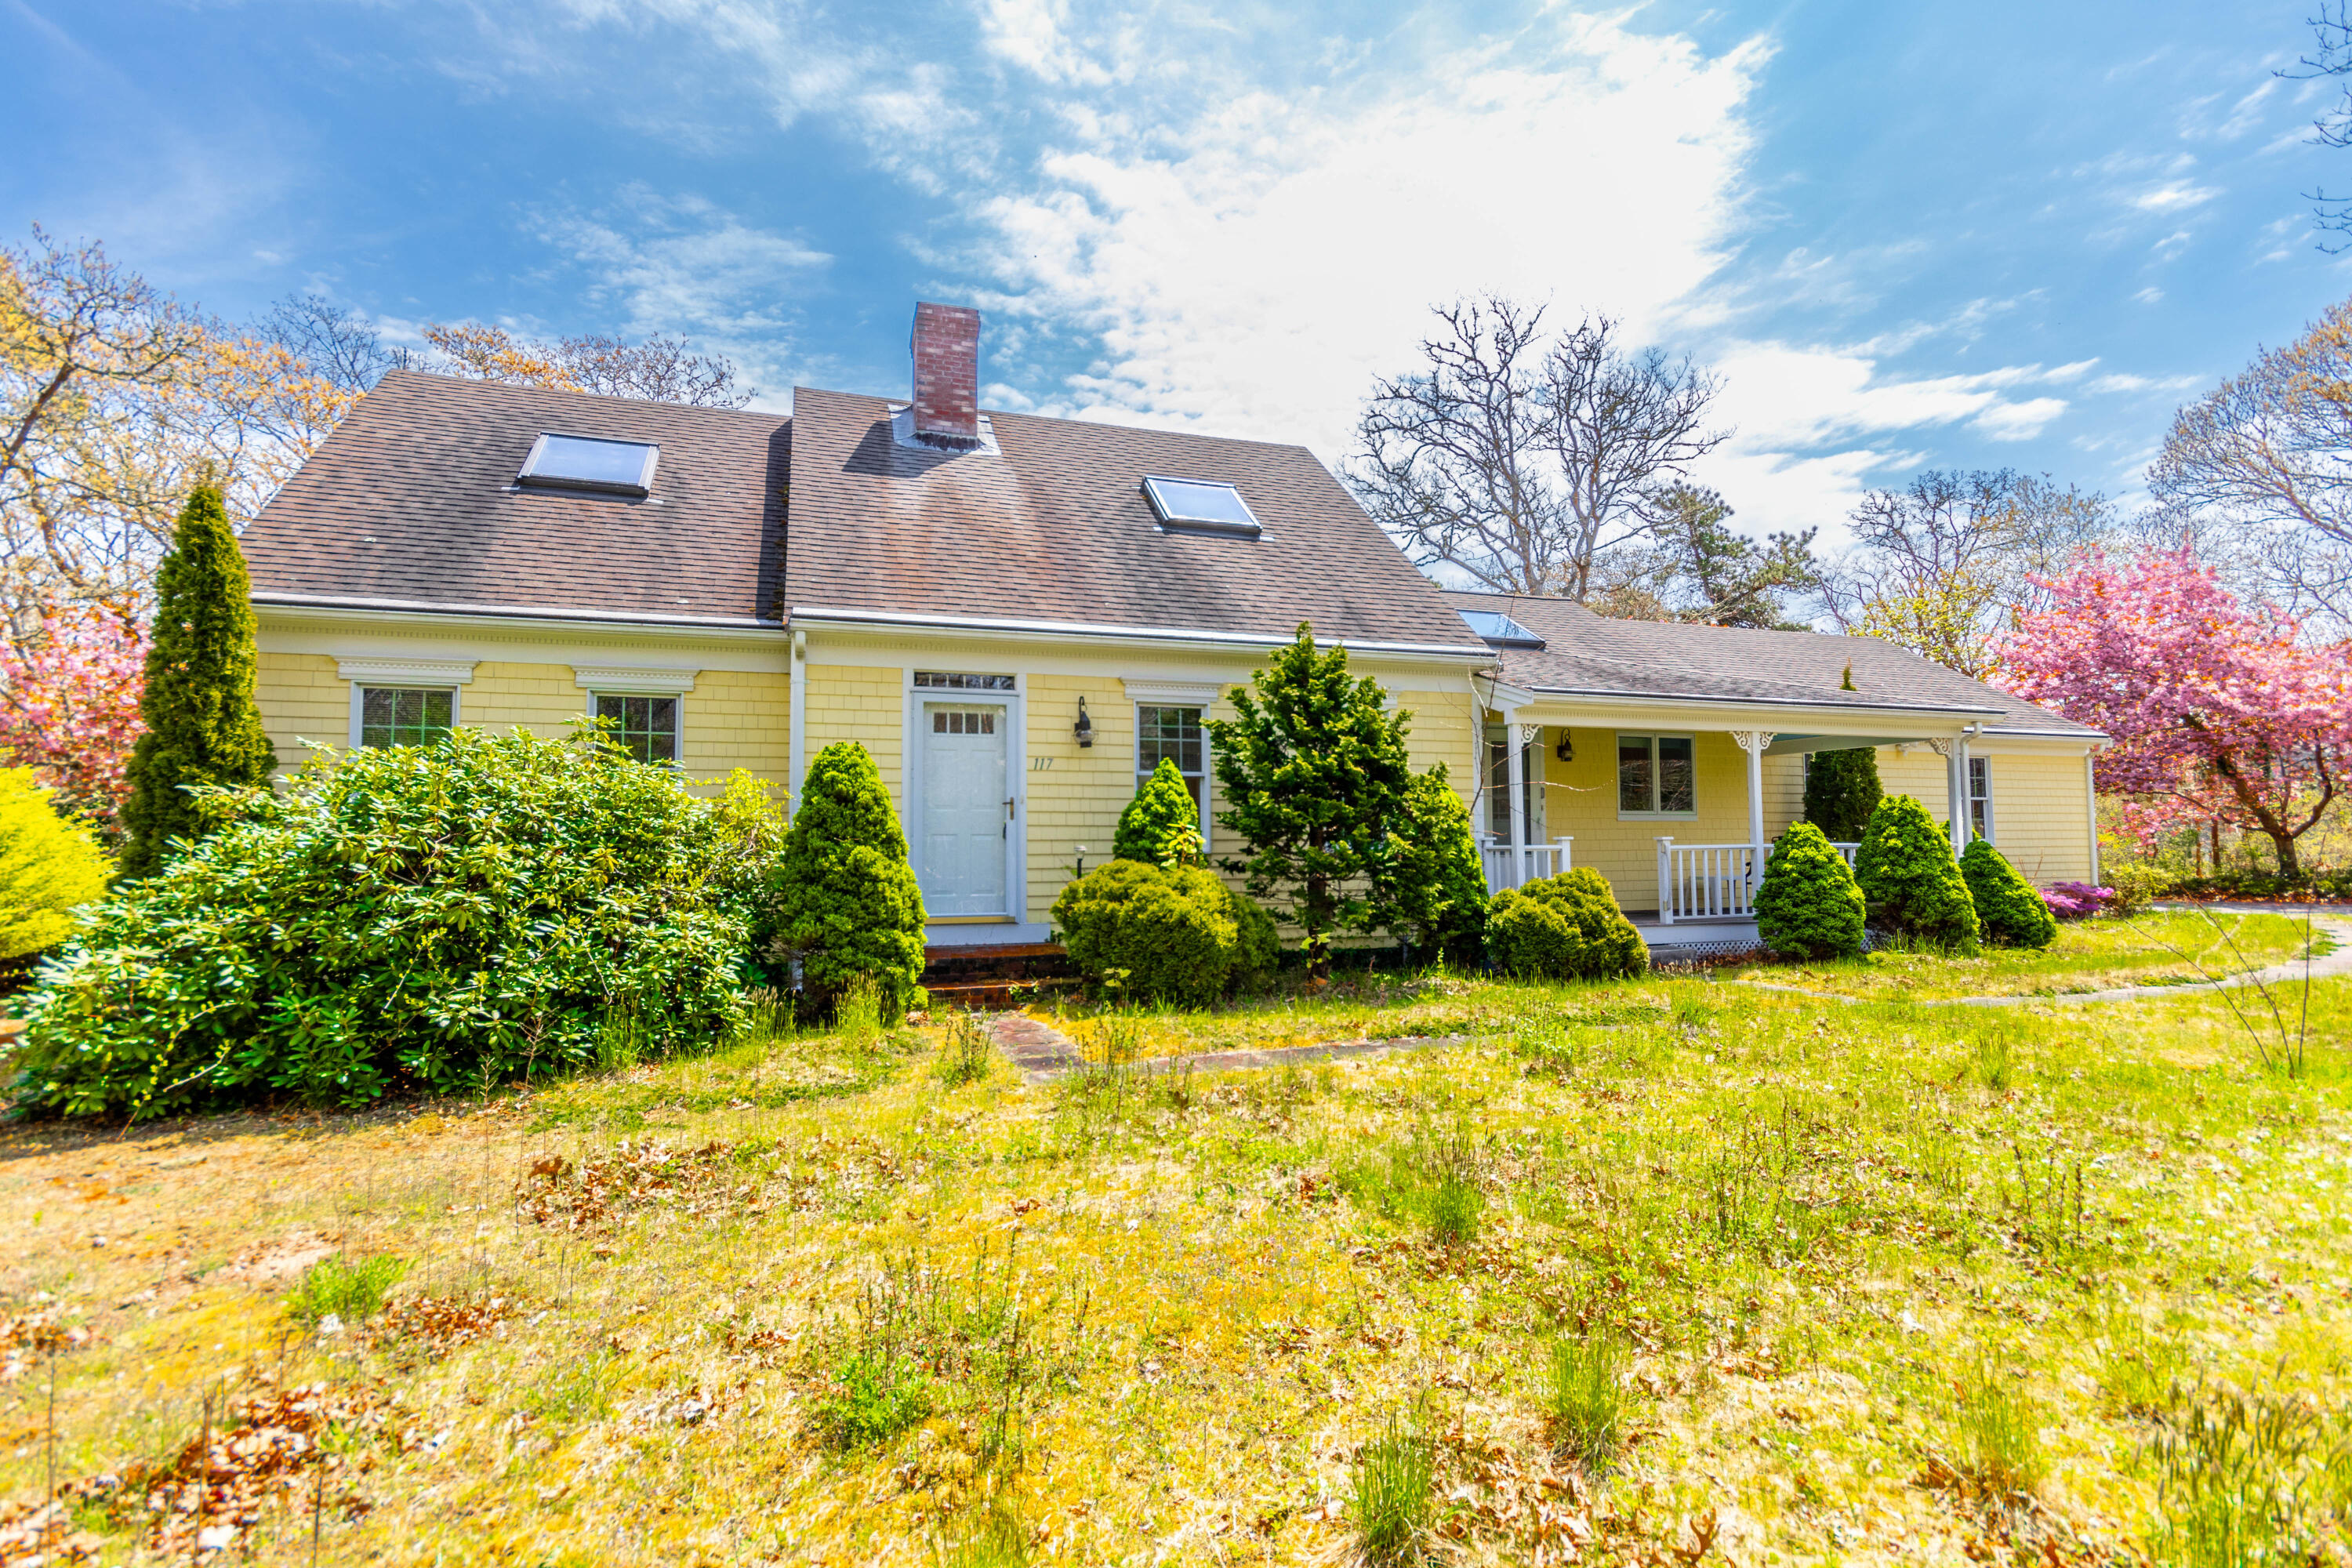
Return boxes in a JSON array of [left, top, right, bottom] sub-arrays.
[[985, 1011, 1483, 1083]]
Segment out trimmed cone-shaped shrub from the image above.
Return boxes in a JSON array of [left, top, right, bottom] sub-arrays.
[[1382, 766, 1489, 967], [1486, 868, 1648, 982], [118, 485, 278, 880], [0, 768, 112, 960], [1961, 839, 2059, 949], [1752, 821, 1866, 960], [1853, 794, 1980, 949], [1802, 746, 1882, 842], [1051, 860, 1269, 1006], [1114, 758, 1203, 864], [773, 742, 927, 1022], [15, 728, 761, 1118]]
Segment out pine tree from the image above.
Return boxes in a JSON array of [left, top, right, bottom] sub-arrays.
[[117, 485, 277, 879], [1381, 764, 1489, 967], [1960, 839, 2058, 949], [1207, 624, 1414, 979], [1803, 748, 1883, 840], [1114, 758, 1202, 864], [771, 742, 927, 1020], [1853, 793, 1980, 949], [1752, 821, 1867, 960]]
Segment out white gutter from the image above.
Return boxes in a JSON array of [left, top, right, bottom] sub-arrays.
[[786, 604, 1494, 660], [1513, 683, 2005, 724], [252, 594, 786, 638], [789, 629, 808, 817]]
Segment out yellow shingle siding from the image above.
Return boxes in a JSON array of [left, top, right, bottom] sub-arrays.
[[255, 654, 794, 800], [1976, 752, 2094, 884], [254, 652, 348, 772], [1530, 727, 1755, 912], [803, 664, 903, 802]]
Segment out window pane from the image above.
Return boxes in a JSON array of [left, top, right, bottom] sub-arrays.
[[360, 687, 453, 749], [596, 693, 678, 764], [1138, 706, 1204, 779], [1657, 736, 1695, 814], [1617, 736, 1653, 813]]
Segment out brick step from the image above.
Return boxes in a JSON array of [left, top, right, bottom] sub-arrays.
[[920, 942, 1075, 1011], [924, 976, 1080, 1011]]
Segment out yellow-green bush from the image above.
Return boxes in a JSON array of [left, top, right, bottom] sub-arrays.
[[1486, 868, 1647, 981], [0, 767, 111, 960]]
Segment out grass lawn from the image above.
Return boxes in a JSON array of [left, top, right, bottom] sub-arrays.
[[5, 949, 2352, 1565], [1733, 909, 2332, 1002]]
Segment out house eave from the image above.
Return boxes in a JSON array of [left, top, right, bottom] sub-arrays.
[[785, 604, 1494, 661], [252, 593, 787, 641]]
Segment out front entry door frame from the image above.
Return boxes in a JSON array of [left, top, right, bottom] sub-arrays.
[[902, 670, 1027, 923]]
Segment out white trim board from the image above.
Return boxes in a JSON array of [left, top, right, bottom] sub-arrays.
[[336, 658, 477, 685], [572, 666, 699, 695]]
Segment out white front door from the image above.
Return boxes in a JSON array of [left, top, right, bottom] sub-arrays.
[[921, 703, 1009, 916]]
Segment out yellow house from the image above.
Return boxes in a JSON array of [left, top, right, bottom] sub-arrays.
[[239, 302, 2105, 960]]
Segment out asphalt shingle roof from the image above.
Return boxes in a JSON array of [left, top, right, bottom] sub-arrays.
[[782, 387, 1489, 652], [241, 369, 788, 626], [1443, 591, 2103, 739]]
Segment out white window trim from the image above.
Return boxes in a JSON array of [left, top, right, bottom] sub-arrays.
[[349, 683, 463, 748], [1134, 702, 1214, 846], [336, 657, 477, 686], [1614, 731, 1700, 821], [1969, 754, 1995, 844], [585, 688, 685, 765], [572, 666, 699, 695], [902, 668, 1026, 922]]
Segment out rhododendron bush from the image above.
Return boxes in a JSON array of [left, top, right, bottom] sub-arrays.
[[0, 601, 146, 833], [2002, 550, 2352, 880]]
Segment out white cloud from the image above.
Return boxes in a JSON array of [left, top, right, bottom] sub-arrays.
[[2088, 371, 2199, 394], [2133, 181, 2220, 213], [2134, 285, 2165, 303]]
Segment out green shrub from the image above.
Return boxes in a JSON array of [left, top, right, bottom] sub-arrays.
[[286, 1253, 407, 1327], [1752, 821, 1866, 960], [0, 768, 111, 960], [1112, 758, 1201, 865], [118, 485, 277, 880], [1381, 765, 1489, 967], [14, 727, 762, 1118], [811, 1348, 932, 1450], [1486, 869, 1648, 981], [2105, 861, 2176, 916], [1961, 840, 2058, 949], [1801, 744, 1882, 841], [1050, 860, 1271, 1006], [1853, 794, 1980, 950], [771, 742, 927, 1023]]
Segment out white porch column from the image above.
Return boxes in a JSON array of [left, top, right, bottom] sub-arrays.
[[1730, 729, 1774, 883], [1927, 736, 1965, 858], [1504, 724, 1529, 876]]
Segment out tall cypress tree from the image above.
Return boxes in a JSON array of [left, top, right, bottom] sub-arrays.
[[118, 485, 278, 879], [1803, 663, 1882, 840], [1207, 623, 1414, 980]]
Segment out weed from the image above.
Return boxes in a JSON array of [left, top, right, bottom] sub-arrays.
[[526, 1351, 624, 1425], [1544, 1329, 1630, 1472], [734, 987, 795, 1050], [1352, 1414, 1438, 1566], [1338, 1128, 1484, 1246], [2097, 1306, 2190, 1417], [1968, 1029, 2013, 1092], [1955, 1359, 2046, 1497], [595, 1006, 646, 1073], [810, 1347, 932, 1450], [836, 975, 885, 1049], [938, 1011, 996, 1088], [940, 1500, 1028, 1567], [2143, 1377, 2352, 1567], [285, 1254, 407, 1329]]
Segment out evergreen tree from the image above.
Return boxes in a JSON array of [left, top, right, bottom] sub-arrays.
[[1381, 764, 1489, 967], [118, 485, 278, 879], [771, 742, 927, 1021], [1960, 839, 2059, 949], [1853, 793, 1980, 950], [1208, 624, 1414, 979], [1113, 758, 1203, 864], [1752, 821, 1866, 960], [1802, 748, 1884, 840], [0, 768, 112, 960]]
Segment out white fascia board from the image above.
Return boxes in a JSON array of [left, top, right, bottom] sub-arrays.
[[252, 594, 785, 638], [787, 604, 1493, 661], [1121, 678, 1227, 706], [1519, 686, 2004, 727]]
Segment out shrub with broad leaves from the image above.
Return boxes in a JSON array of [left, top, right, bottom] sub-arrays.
[[13, 727, 770, 1119], [2040, 881, 2117, 921]]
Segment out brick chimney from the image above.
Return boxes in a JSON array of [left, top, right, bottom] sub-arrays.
[[909, 301, 981, 448]]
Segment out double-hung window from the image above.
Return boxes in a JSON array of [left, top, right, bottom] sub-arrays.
[[359, 688, 455, 749], [1617, 734, 1696, 817], [1136, 705, 1208, 834], [1967, 755, 1993, 842], [594, 693, 681, 764]]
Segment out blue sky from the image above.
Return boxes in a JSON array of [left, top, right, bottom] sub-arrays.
[[8, 0, 2348, 543]]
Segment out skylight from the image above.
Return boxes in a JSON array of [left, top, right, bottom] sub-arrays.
[[517, 433, 660, 496], [1458, 608, 1546, 648], [1141, 475, 1261, 537]]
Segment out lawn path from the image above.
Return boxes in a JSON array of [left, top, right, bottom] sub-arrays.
[[1737, 906, 2352, 1008]]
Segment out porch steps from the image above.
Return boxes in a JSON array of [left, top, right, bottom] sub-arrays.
[[920, 942, 1075, 1011]]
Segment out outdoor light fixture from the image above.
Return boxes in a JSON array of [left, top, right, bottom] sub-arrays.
[[1555, 729, 1574, 763], [1073, 695, 1094, 747]]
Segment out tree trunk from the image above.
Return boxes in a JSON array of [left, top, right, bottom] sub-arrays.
[[1304, 873, 1330, 981]]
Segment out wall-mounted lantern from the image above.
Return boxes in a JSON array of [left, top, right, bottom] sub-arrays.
[[1555, 728, 1574, 763], [1073, 695, 1094, 748]]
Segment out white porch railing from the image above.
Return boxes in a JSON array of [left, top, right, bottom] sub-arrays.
[[1653, 837, 1864, 922], [1655, 838, 1759, 924], [1479, 836, 1573, 895]]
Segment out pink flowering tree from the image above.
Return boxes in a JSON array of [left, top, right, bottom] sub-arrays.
[[0, 602, 148, 836], [2000, 550, 2352, 880]]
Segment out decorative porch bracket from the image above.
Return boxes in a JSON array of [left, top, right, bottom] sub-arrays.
[[1728, 729, 1775, 880]]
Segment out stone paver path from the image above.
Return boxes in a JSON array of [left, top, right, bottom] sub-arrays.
[[985, 1011, 1482, 1083], [1739, 906, 2352, 1009]]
